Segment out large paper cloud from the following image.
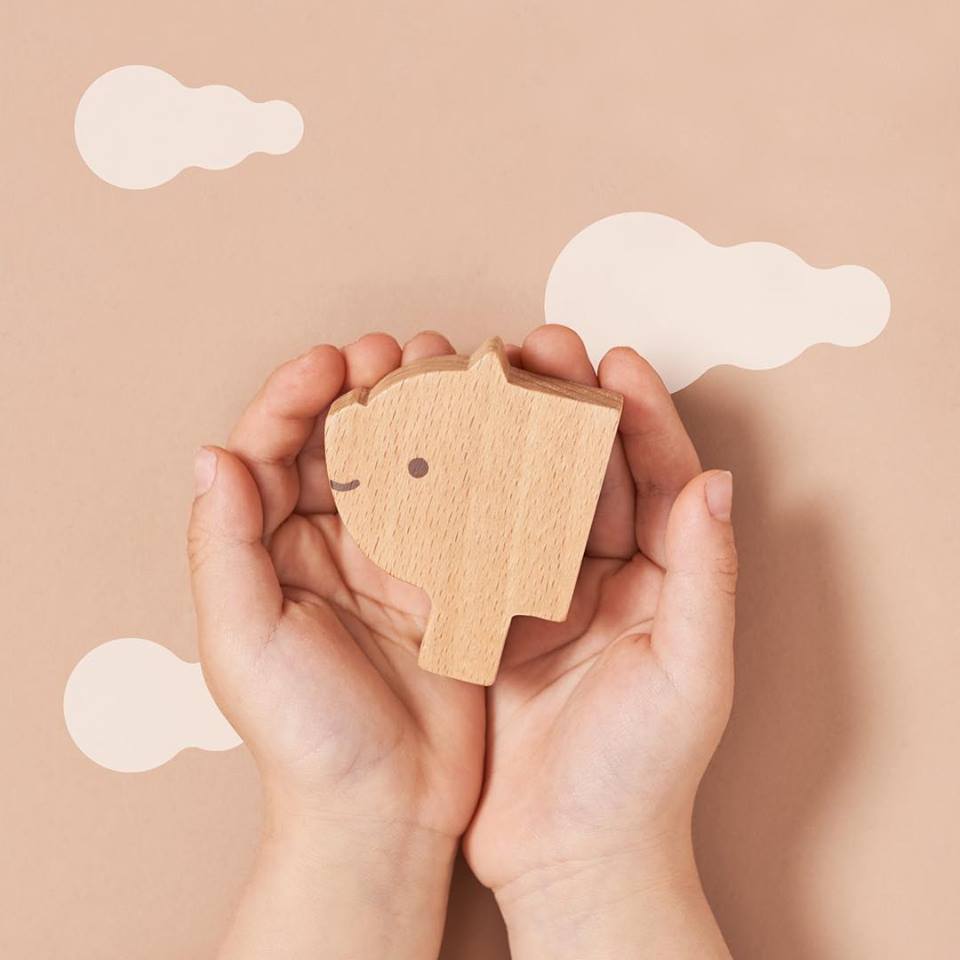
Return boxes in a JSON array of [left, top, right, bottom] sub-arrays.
[[74, 65, 303, 189], [64, 638, 240, 773], [545, 212, 890, 391]]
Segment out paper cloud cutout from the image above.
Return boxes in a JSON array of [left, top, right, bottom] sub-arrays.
[[74, 65, 304, 189], [545, 212, 890, 392], [64, 638, 240, 773]]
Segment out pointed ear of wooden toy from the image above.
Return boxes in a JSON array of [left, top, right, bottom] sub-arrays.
[[324, 335, 623, 685], [468, 337, 511, 383]]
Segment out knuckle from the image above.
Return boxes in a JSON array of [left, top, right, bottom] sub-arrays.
[[715, 554, 739, 580], [186, 525, 216, 575], [713, 545, 739, 594]]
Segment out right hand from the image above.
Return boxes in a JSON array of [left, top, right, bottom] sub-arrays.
[[463, 326, 737, 957]]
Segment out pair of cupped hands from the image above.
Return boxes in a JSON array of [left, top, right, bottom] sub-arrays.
[[187, 325, 737, 959]]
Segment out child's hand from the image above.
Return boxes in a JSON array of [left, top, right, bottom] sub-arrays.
[[187, 332, 484, 959], [463, 325, 737, 958]]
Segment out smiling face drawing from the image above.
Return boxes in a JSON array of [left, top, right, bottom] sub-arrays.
[[330, 457, 426, 491], [325, 358, 485, 580], [324, 338, 622, 684]]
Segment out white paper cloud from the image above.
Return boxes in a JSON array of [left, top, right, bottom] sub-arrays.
[[545, 212, 890, 391], [64, 638, 240, 773], [74, 64, 303, 189]]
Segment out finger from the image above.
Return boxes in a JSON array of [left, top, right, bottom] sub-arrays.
[[343, 332, 402, 390], [228, 345, 345, 537], [504, 342, 522, 367], [521, 325, 635, 559], [651, 470, 737, 697], [296, 334, 401, 514], [597, 347, 701, 567], [402, 330, 456, 364], [188, 447, 282, 670]]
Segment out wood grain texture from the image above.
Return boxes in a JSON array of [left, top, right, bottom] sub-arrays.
[[324, 338, 623, 684]]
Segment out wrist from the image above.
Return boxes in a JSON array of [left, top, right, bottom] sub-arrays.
[[495, 832, 730, 960], [261, 774, 461, 870], [261, 798, 460, 912], [218, 789, 459, 960]]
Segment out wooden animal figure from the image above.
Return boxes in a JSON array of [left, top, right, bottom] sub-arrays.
[[324, 337, 623, 685]]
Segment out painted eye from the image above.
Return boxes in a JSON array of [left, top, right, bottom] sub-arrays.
[[408, 457, 429, 479]]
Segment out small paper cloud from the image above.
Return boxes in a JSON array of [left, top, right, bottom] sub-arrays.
[[544, 212, 890, 392], [63, 638, 240, 773], [74, 64, 303, 190]]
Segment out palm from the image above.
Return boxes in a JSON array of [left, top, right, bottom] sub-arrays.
[[266, 511, 483, 833], [465, 556, 684, 885]]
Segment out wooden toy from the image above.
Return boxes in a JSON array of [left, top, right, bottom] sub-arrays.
[[324, 337, 623, 685]]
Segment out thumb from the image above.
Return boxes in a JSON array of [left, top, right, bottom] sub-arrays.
[[187, 447, 282, 663], [652, 470, 738, 693]]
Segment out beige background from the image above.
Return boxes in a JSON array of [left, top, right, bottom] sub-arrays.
[[2, 1, 958, 956]]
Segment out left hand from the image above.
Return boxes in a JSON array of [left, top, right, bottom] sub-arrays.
[[187, 331, 485, 959]]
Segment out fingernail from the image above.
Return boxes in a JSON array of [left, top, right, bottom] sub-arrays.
[[705, 470, 733, 521], [194, 447, 217, 497]]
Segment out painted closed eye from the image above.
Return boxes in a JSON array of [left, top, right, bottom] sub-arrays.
[[408, 457, 429, 478]]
